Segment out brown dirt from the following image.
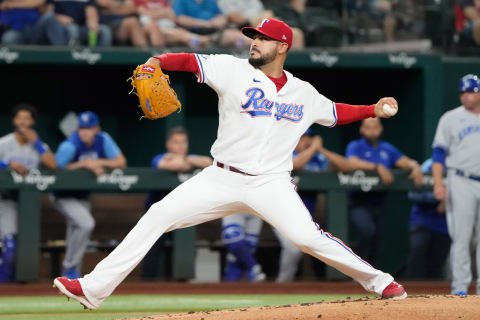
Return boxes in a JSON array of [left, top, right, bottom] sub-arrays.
[[0, 281, 454, 296], [125, 295, 480, 320]]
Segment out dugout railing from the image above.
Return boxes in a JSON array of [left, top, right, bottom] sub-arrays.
[[0, 168, 434, 283]]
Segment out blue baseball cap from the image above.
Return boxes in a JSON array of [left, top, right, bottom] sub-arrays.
[[459, 74, 480, 93], [78, 111, 100, 128]]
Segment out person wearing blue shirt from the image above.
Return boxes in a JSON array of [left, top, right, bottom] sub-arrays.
[[172, 0, 248, 48], [54, 111, 126, 279], [346, 117, 423, 265], [406, 158, 450, 279], [0, 0, 44, 44], [142, 126, 211, 280]]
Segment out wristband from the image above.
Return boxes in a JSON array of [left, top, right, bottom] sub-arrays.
[[34, 138, 47, 155]]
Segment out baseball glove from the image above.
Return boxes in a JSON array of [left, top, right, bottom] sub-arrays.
[[128, 64, 181, 119]]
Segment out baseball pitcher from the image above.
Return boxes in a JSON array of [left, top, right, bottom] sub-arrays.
[[54, 18, 407, 309]]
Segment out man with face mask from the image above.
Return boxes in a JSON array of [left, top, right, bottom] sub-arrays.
[[0, 104, 57, 283], [346, 117, 423, 266], [53, 111, 126, 279], [54, 18, 409, 309]]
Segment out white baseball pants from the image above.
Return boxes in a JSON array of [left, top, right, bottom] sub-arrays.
[[53, 198, 94, 271], [0, 199, 17, 238], [446, 172, 480, 294], [80, 165, 393, 308]]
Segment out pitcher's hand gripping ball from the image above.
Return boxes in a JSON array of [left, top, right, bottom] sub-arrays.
[[382, 103, 398, 117], [128, 64, 181, 119]]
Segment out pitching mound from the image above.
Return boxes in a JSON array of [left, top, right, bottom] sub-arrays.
[[126, 295, 480, 320]]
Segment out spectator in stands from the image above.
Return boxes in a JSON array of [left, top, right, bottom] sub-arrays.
[[455, 0, 480, 46], [134, 0, 210, 48], [0, 104, 57, 283], [216, 0, 273, 29], [346, 0, 422, 43], [344, 0, 395, 42], [0, 0, 45, 44], [95, 0, 147, 47], [258, 0, 305, 48], [172, 0, 248, 48], [142, 126, 211, 280], [33, 0, 112, 46], [406, 158, 450, 279], [54, 111, 126, 279], [346, 118, 423, 265]]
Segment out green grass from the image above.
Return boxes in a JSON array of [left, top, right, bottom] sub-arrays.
[[0, 294, 369, 320]]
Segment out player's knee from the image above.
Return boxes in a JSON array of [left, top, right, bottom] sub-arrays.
[[80, 216, 95, 232], [289, 233, 315, 251], [283, 243, 302, 256], [141, 201, 184, 230], [222, 224, 245, 245]]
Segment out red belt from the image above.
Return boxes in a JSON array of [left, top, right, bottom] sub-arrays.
[[216, 161, 255, 176]]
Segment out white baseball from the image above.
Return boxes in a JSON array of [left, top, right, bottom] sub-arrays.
[[382, 103, 398, 117]]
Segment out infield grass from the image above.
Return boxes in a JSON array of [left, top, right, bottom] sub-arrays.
[[0, 293, 371, 320]]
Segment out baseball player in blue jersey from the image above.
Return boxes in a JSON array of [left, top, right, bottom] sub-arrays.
[[406, 158, 450, 279], [0, 104, 57, 282], [346, 118, 423, 265], [432, 74, 480, 295], [54, 111, 126, 279]]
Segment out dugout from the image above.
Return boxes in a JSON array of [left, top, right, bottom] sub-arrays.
[[1, 46, 480, 280]]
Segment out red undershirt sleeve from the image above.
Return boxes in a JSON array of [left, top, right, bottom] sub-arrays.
[[154, 53, 200, 74], [334, 103, 376, 125]]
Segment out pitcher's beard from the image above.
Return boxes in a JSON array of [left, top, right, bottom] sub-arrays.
[[248, 50, 276, 68], [248, 56, 267, 68]]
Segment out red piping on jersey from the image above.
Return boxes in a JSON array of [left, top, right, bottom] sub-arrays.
[[155, 53, 200, 74], [334, 103, 376, 126]]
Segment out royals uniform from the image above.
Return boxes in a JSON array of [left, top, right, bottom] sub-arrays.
[[54, 115, 122, 278], [74, 52, 396, 308], [432, 75, 480, 294], [0, 133, 50, 281]]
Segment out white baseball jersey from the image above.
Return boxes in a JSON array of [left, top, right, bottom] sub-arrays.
[[194, 54, 337, 175], [433, 106, 480, 173], [0, 133, 48, 169]]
